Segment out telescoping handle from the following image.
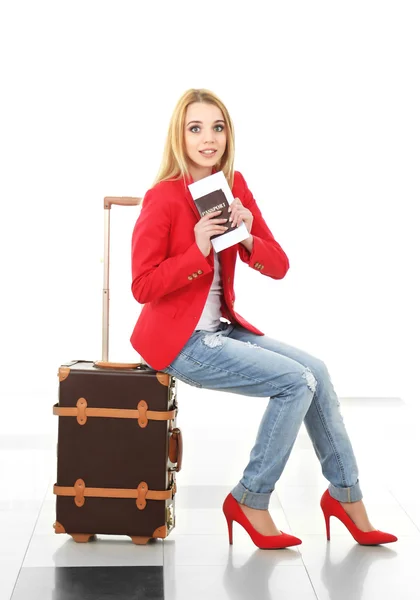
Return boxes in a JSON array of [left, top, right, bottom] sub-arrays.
[[100, 196, 142, 367]]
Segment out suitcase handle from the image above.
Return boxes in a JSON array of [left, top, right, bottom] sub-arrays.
[[104, 196, 142, 209], [169, 428, 183, 472], [93, 361, 144, 370], [102, 196, 142, 362]]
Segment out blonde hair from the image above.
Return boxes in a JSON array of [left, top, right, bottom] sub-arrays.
[[152, 88, 235, 190]]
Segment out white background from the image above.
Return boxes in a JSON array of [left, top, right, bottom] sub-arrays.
[[0, 1, 419, 434]]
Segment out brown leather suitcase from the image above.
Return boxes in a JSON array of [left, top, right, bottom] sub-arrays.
[[52, 196, 182, 545]]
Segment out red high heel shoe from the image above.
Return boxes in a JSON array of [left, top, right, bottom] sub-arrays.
[[320, 489, 398, 545], [222, 493, 302, 549]]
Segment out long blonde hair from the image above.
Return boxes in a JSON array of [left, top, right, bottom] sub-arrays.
[[152, 88, 235, 190]]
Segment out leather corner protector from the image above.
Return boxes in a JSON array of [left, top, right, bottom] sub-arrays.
[[153, 525, 168, 538], [54, 521, 66, 534], [58, 367, 71, 382], [156, 372, 170, 387]]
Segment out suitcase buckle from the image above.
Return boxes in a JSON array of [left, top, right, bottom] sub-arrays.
[[137, 400, 149, 428], [76, 398, 87, 425], [136, 481, 149, 510]]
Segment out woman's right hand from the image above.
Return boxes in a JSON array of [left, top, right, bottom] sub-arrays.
[[194, 210, 229, 257]]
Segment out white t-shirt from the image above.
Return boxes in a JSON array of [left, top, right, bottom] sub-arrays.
[[195, 251, 223, 332]]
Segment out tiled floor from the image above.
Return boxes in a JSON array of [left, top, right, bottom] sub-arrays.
[[2, 388, 420, 599]]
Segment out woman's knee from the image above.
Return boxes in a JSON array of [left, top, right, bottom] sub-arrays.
[[301, 366, 317, 394], [278, 366, 317, 401], [305, 357, 330, 386]]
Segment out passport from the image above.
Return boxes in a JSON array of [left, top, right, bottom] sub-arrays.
[[188, 171, 250, 252], [193, 188, 236, 240]]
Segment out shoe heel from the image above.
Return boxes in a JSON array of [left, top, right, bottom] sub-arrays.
[[323, 510, 331, 541], [225, 516, 233, 545]]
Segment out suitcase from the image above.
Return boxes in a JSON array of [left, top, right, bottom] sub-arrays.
[[52, 195, 182, 545]]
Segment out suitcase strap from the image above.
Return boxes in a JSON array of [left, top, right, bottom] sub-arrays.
[[54, 478, 175, 510], [53, 399, 176, 428]]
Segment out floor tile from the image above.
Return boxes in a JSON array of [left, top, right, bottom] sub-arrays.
[[164, 562, 317, 600], [11, 566, 164, 600], [298, 534, 419, 600], [0, 508, 43, 597], [24, 534, 164, 568], [0, 557, 27, 600], [163, 533, 302, 567]]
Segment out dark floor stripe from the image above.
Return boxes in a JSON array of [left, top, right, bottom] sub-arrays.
[[11, 566, 164, 599]]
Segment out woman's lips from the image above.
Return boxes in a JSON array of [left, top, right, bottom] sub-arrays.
[[199, 150, 217, 158]]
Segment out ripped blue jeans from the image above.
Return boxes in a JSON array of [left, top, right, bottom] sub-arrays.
[[156, 321, 362, 509]]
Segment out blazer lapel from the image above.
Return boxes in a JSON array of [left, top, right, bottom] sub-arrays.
[[183, 181, 202, 220]]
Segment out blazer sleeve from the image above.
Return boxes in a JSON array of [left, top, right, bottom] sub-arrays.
[[236, 171, 290, 279], [131, 186, 213, 304]]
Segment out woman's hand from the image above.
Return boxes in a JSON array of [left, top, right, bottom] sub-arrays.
[[228, 198, 253, 234], [194, 210, 229, 257]]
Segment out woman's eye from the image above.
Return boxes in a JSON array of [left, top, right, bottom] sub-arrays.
[[189, 125, 224, 133]]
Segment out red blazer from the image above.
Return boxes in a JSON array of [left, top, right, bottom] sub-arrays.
[[130, 170, 289, 370]]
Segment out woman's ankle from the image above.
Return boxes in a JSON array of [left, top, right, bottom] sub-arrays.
[[339, 499, 376, 532], [239, 504, 282, 536]]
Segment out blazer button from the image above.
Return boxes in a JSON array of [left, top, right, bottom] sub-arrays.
[[193, 273, 198, 278], [188, 276, 193, 280], [197, 269, 203, 275]]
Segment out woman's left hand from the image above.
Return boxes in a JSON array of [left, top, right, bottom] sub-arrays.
[[228, 198, 253, 234]]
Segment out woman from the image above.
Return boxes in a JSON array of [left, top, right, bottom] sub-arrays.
[[130, 88, 397, 549]]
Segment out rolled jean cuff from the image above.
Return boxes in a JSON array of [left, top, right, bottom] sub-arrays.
[[230, 482, 272, 510], [328, 479, 363, 503]]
